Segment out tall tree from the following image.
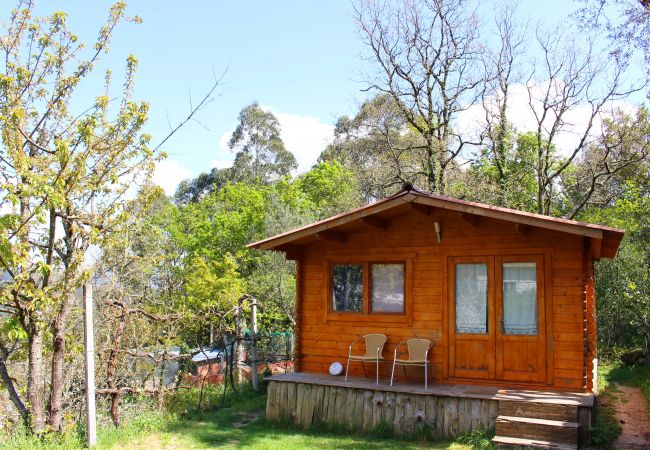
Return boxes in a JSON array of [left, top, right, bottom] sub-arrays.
[[354, 0, 486, 194], [564, 107, 650, 217], [228, 103, 297, 184], [0, 2, 220, 433], [522, 26, 643, 215], [320, 94, 423, 200], [478, 3, 527, 207]]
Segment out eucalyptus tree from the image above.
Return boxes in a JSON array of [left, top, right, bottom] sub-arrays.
[[229, 102, 297, 184], [320, 94, 424, 201]]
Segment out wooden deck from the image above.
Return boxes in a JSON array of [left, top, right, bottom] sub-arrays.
[[267, 372, 594, 407]]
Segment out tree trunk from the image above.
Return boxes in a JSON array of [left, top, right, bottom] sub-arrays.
[[28, 326, 46, 434], [47, 293, 73, 432], [0, 344, 29, 426], [107, 308, 127, 427]]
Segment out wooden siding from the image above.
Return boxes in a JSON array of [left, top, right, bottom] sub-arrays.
[[295, 208, 591, 392]]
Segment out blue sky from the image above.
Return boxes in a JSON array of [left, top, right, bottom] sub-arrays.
[[25, 1, 643, 194]]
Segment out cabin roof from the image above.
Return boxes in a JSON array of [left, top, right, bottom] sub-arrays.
[[247, 185, 624, 259]]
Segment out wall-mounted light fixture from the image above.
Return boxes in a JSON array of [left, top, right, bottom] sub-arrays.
[[434, 221, 441, 243]]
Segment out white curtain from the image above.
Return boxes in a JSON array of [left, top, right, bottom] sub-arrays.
[[502, 262, 537, 335], [456, 264, 488, 334]]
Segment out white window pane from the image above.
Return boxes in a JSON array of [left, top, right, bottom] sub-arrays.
[[332, 264, 363, 312], [371, 264, 404, 313], [456, 264, 488, 334], [503, 262, 537, 335]]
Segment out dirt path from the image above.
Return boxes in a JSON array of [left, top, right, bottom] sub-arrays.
[[613, 384, 650, 449]]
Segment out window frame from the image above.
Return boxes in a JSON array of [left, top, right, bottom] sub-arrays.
[[324, 256, 413, 324]]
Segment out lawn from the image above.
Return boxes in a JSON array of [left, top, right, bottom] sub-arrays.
[[1, 388, 494, 450], [100, 394, 491, 450]]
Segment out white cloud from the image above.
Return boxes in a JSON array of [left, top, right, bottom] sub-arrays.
[[272, 111, 335, 172], [152, 159, 192, 195], [218, 107, 335, 173], [456, 82, 634, 158]]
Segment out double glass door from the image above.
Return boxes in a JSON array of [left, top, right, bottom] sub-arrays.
[[448, 255, 546, 383]]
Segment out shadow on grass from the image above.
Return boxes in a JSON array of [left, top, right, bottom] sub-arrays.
[[162, 392, 475, 450]]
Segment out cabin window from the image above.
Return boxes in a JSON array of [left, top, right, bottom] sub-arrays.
[[455, 263, 488, 334], [371, 263, 405, 313], [502, 262, 537, 335], [331, 264, 363, 312]]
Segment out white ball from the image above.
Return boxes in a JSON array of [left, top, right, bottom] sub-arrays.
[[329, 361, 344, 376]]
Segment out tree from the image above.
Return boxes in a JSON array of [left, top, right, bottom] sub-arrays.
[[321, 94, 427, 201], [298, 160, 362, 218], [354, 0, 486, 194], [478, 3, 527, 207], [0, 3, 156, 432], [0, 2, 221, 433], [520, 26, 643, 215], [564, 107, 650, 217], [576, 0, 650, 73], [578, 186, 650, 355], [228, 103, 297, 184], [92, 185, 185, 426], [174, 166, 234, 204]]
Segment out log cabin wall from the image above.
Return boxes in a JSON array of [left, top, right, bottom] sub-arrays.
[[296, 207, 591, 392]]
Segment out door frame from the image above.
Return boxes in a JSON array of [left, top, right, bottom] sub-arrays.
[[495, 254, 547, 382], [443, 249, 554, 386], [448, 256, 496, 379]]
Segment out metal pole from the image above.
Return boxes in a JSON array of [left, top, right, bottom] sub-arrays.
[[83, 284, 97, 448], [251, 299, 258, 391]]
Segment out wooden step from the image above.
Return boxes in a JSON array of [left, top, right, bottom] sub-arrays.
[[498, 400, 578, 422], [493, 435, 578, 449], [495, 415, 579, 445]]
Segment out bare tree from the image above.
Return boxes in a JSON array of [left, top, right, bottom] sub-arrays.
[[479, 3, 528, 207], [523, 26, 645, 215], [565, 107, 650, 218], [354, 0, 486, 194], [575, 0, 650, 73]]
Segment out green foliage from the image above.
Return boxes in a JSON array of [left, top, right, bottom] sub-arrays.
[[600, 361, 650, 410], [590, 405, 622, 447], [299, 160, 362, 218], [579, 187, 650, 355], [455, 428, 496, 449], [320, 94, 424, 200]]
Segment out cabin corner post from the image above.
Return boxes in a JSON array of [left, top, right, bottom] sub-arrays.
[[294, 257, 303, 372], [583, 238, 597, 392]]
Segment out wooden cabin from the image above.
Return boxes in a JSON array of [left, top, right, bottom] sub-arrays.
[[248, 185, 624, 447]]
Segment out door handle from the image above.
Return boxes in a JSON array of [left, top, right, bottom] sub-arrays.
[[498, 318, 504, 334]]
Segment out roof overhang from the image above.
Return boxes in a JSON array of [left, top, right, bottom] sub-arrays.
[[247, 187, 624, 260]]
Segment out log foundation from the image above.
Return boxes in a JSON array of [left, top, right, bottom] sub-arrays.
[[265, 373, 594, 441]]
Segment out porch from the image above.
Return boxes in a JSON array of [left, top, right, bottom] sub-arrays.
[[265, 372, 594, 449]]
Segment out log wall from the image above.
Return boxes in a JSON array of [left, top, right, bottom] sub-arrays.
[[266, 380, 499, 438], [297, 206, 591, 391]]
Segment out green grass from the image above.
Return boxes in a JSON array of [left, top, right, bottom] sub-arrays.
[[599, 360, 650, 408], [1, 386, 495, 450], [590, 360, 650, 447]]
